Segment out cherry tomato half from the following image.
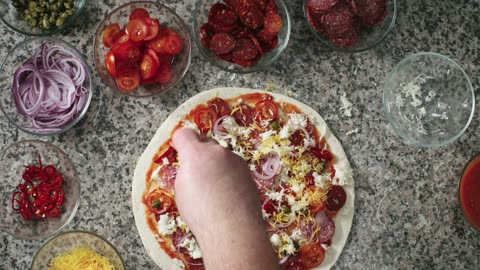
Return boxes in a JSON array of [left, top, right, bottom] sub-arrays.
[[111, 41, 141, 62], [146, 189, 174, 215], [154, 146, 177, 164], [155, 63, 173, 83], [143, 17, 160, 41], [208, 98, 231, 117], [326, 185, 346, 211], [194, 107, 218, 133], [299, 242, 325, 268], [103, 23, 121, 48], [116, 66, 140, 92], [113, 29, 129, 44], [105, 51, 116, 77], [140, 49, 160, 80], [232, 104, 254, 126], [163, 32, 184, 55], [255, 99, 279, 122], [129, 8, 150, 20], [126, 19, 148, 42]]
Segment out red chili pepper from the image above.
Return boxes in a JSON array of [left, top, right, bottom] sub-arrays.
[[11, 156, 65, 221]]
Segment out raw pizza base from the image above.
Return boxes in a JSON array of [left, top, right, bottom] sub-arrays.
[[132, 88, 355, 270]]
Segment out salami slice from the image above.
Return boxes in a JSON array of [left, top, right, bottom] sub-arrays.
[[200, 23, 216, 48], [231, 26, 250, 39], [264, 11, 283, 34], [315, 210, 336, 243], [158, 164, 177, 190], [208, 3, 228, 23], [320, 3, 355, 38], [238, 5, 264, 29], [232, 38, 259, 60], [308, 0, 339, 15], [210, 33, 237, 55]]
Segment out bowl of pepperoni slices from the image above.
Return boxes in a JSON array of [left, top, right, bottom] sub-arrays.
[[193, 0, 291, 73], [303, 0, 397, 53], [94, 1, 191, 97]]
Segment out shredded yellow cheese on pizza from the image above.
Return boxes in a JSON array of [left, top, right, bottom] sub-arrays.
[[49, 247, 115, 270]]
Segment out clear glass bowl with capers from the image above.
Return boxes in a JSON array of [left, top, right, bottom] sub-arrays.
[[0, 0, 85, 36]]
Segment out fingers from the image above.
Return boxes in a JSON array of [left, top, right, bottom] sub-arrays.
[[172, 128, 201, 156]]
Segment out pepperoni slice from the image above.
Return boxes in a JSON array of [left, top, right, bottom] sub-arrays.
[[331, 29, 359, 47], [248, 33, 264, 55], [210, 33, 237, 55], [216, 52, 233, 62], [212, 21, 239, 33], [260, 36, 278, 53], [355, 0, 387, 26], [264, 11, 283, 34], [251, 0, 267, 10], [232, 53, 260, 67], [265, 0, 278, 12], [208, 3, 229, 23], [255, 29, 276, 43], [212, 6, 238, 26], [238, 5, 264, 29], [231, 26, 250, 39], [232, 103, 255, 126], [327, 185, 347, 211], [200, 23, 216, 48], [308, 0, 339, 15], [232, 38, 259, 60], [306, 5, 323, 34], [320, 3, 355, 38], [224, 0, 239, 9]]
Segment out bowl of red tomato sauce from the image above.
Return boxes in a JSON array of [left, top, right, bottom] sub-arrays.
[[93, 1, 191, 97], [459, 154, 480, 232]]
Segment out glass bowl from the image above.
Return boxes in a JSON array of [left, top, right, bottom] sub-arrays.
[[192, 0, 291, 74], [0, 0, 86, 36], [0, 140, 80, 240], [0, 37, 93, 136], [303, 0, 397, 53], [93, 1, 191, 98], [31, 230, 126, 270], [383, 52, 474, 148]]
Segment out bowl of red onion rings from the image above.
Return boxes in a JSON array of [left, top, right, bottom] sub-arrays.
[[0, 37, 92, 135]]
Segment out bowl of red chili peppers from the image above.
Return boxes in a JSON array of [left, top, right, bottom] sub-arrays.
[[0, 140, 79, 240]]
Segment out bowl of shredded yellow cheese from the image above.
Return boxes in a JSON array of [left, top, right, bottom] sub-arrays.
[[31, 230, 125, 270]]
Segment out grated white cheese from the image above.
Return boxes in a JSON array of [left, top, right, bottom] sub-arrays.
[[158, 214, 177, 236], [313, 172, 330, 189], [286, 113, 308, 127], [176, 216, 189, 232], [270, 233, 281, 247], [266, 189, 284, 202], [162, 157, 170, 165], [179, 237, 202, 259], [290, 228, 305, 242]]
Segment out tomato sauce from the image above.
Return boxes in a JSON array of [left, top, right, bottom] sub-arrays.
[[460, 155, 480, 231]]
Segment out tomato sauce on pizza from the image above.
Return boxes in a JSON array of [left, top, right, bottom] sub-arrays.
[[142, 93, 349, 270]]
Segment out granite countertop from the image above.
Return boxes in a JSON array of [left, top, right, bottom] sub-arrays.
[[1, 0, 480, 269]]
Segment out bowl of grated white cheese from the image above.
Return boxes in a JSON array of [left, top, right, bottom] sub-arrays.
[[383, 52, 474, 148]]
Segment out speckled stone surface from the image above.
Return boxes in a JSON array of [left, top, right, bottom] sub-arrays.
[[1, 0, 480, 269]]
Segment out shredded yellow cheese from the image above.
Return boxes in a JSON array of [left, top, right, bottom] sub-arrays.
[[49, 247, 115, 270]]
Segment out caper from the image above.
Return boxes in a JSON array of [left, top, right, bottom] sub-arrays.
[[28, 1, 36, 10], [28, 18, 37, 27], [55, 17, 65, 27], [49, 15, 56, 24], [42, 17, 51, 29], [60, 11, 69, 18], [63, 1, 72, 9], [35, 6, 45, 12]]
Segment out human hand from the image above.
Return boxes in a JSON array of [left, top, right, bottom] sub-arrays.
[[172, 128, 279, 270]]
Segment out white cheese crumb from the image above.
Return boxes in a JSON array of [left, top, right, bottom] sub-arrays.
[[176, 216, 189, 232], [291, 182, 305, 194], [313, 172, 330, 189], [287, 113, 308, 127], [162, 157, 170, 165], [158, 214, 177, 236], [418, 107, 426, 117], [346, 128, 359, 136], [270, 233, 281, 247], [280, 234, 297, 255], [340, 92, 353, 117], [260, 129, 276, 140], [290, 228, 305, 242], [179, 237, 202, 259], [262, 209, 270, 219], [332, 163, 352, 186], [266, 190, 284, 201]]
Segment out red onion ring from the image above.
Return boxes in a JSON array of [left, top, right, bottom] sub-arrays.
[[12, 43, 89, 132], [212, 115, 235, 137]]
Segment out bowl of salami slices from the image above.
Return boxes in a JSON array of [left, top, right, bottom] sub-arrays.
[[304, 0, 397, 53], [193, 0, 291, 73]]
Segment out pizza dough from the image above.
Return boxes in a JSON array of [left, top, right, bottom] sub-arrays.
[[132, 87, 354, 270]]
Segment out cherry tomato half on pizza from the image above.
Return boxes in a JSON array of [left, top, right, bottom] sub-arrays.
[[146, 189, 174, 215], [102, 8, 184, 92], [299, 242, 326, 268]]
